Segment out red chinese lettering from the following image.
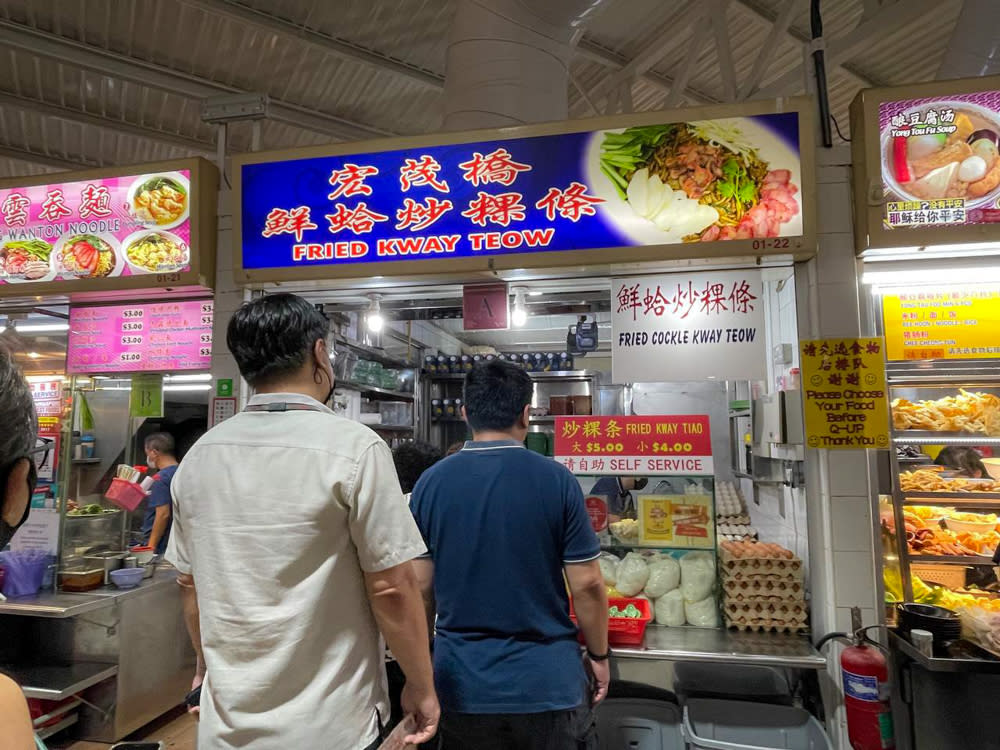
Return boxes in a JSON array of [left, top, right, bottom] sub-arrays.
[[399, 155, 449, 193], [728, 279, 757, 315], [1, 193, 30, 227], [325, 203, 389, 234], [461, 192, 526, 227], [672, 281, 697, 319], [395, 197, 454, 231], [700, 282, 728, 315], [617, 283, 642, 321], [38, 189, 72, 222], [643, 285, 671, 317], [79, 185, 112, 218], [535, 181, 604, 222], [327, 164, 379, 200], [261, 206, 318, 242], [459, 148, 531, 187]]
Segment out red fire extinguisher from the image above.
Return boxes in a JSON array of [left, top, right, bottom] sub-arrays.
[[820, 624, 894, 750]]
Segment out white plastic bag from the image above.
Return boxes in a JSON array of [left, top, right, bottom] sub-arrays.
[[615, 552, 650, 597], [684, 595, 720, 628], [643, 557, 681, 599], [680, 551, 716, 602], [598, 553, 621, 587], [654, 589, 686, 626]]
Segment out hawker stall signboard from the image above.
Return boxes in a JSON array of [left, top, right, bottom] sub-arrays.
[[611, 269, 767, 383], [235, 100, 815, 282], [0, 158, 217, 296], [554, 415, 712, 476], [67, 300, 213, 374], [882, 283, 1000, 361], [800, 337, 890, 450], [851, 76, 1000, 251]]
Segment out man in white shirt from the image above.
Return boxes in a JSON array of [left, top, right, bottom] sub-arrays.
[[166, 293, 438, 750]]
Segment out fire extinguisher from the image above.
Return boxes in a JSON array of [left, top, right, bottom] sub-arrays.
[[817, 625, 894, 750]]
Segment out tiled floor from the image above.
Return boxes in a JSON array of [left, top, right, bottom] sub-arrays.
[[51, 708, 196, 750]]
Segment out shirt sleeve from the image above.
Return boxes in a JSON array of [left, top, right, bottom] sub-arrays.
[[164, 467, 191, 574], [562, 472, 601, 564], [148, 473, 172, 509], [408, 477, 433, 559], [349, 440, 427, 572]]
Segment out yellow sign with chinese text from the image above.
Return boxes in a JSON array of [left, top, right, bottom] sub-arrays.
[[800, 338, 889, 450], [638, 494, 714, 548], [882, 285, 1000, 361]]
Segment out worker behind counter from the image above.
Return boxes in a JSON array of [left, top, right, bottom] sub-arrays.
[[141, 432, 178, 555], [589, 476, 648, 522], [934, 445, 989, 478]]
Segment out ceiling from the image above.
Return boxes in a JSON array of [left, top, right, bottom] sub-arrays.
[[0, 0, 966, 179]]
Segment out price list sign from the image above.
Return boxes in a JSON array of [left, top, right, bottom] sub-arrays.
[[68, 299, 213, 373], [554, 415, 712, 476]]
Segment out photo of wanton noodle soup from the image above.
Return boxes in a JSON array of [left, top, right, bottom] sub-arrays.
[[885, 103, 1000, 206]]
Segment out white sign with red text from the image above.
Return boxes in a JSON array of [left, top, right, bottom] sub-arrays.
[[612, 270, 767, 383]]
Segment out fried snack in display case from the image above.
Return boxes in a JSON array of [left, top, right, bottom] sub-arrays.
[[891, 389, 1000, 434]]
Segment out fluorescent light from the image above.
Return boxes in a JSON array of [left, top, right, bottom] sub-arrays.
[[164, 374, 211, 382], [163, 384, 212, 392], [862, 266, 1000, 287], [511, 288, 528, 327], [14, 322, 69, 333], [26, 352, 40, 359], [25, 375, 62, 383], [528, 290, 543, 297], [366, 294, 384, 332]]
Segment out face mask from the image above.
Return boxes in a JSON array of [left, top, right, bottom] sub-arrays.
[[0, 459, 36, 549]]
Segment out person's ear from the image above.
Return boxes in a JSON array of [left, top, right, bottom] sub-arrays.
[[461, 405, 468, 422], [2, 458, 31, 526], [519, 404, 531, 428]]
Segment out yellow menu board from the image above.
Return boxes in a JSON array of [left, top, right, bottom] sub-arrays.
[[638, 494, 714, 548], [800, 337, 890, 450], [883, 285, 1000, 361]]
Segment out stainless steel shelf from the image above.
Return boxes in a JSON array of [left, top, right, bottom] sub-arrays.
[[3, 662, 118, 700], [908, 554, 992, 566], [891, 632, 1000, 673], [335, 337, 416, 370], [370, 424, 415, 432], [36, 713, 79, 740], [337, 380, 414, 401], [428, 369, 598, 382], [614, 625, 825, 669], [71, 458, 102, 465], [904, 492, 1000, 504], [894, 431, 1000, 445]]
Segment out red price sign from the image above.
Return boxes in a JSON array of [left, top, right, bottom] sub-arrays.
[[554, 415, 712, 476]]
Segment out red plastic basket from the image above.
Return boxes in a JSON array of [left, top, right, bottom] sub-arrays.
[[570, 596, 653, 647], [105, 478, 147, 511]]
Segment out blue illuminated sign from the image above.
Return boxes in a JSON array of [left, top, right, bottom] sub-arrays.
[[238, 112, 803, 273]]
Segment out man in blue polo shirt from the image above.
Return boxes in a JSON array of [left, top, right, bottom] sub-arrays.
[[410, 360, 609, 750], [141, 432, 178, 555]]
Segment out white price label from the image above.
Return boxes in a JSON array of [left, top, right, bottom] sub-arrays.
[[122, 308, 144, 319], [199, 347, 212, 357], [120, 352, 142, 363], [122, 321, 144, 332], [121, 335, 143, 346], [200, 334, 213, 344], [201, 303, 214, 314], [200, 315, 213, 326]]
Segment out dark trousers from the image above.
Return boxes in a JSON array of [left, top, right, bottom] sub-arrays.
[[441, 707, 596, 750]]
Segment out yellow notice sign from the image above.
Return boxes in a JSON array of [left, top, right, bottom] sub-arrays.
[[638, 494, 715, 548], [800, 338, 890, 450], [883, 285, 1000, 361]]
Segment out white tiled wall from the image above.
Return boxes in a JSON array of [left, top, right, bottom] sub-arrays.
[[211, 187, 248, 409]]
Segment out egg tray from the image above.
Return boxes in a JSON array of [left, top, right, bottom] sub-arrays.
[[723, 577, 804, 598], [720, 550, 803, 574], [716, 513, 751, 525], [725, 600, 807, 620], [725, 617, 809, 634], [723, 591, 806, 606]]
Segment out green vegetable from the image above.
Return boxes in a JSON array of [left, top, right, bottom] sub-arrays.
[[714, 158, 758, 219], [84, 504, 103, 514], [78, 393, 95, 432], [599, 125, 678, 199], [2, 239, 52, 261], [139, 177, 186, 196]]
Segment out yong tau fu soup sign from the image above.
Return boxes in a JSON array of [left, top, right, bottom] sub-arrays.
[[235, 101, 815, 282]]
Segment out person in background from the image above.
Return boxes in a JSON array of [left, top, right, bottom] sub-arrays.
[[0, 347, 41, 749], [410, 360, 609, 750], [393, 442, 444, 498], [935, 446, 989, 478], [445, 441, 465, 458], [166, 293, 438, 750], [141, 432, 178, 555], [589, 476, 648, 523], [387, 441, 444, 728]]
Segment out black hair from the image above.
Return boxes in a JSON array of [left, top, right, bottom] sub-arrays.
[[145, 432, 176, 457], [0, 346, 37, 470], [392, 441, 443, 494], [463, 360, 533, 432], [935, 446, 989, 478], [226, 293, 329, 388]]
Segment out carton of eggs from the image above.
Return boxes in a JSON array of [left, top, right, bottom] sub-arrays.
[[715, 480, 745, 517]]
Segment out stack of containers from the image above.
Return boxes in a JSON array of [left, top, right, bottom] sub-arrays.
[[718, 541, 807, 633]]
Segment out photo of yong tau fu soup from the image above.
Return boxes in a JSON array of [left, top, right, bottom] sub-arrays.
[[886, 104, 1000, 205]]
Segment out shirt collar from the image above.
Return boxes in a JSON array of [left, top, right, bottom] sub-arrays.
[[462, 439, 525, 451], [247, 392, 333, 414]]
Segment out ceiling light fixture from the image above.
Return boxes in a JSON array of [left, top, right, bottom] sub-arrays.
[[14, 322, 70, 333], [366, 294, 384, 333], [511, 288, 528, 327], [164, 373, 212, 382], [163, 384, 213, 392]]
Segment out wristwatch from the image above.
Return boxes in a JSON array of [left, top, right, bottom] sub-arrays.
[[587, 648, 612, 662]]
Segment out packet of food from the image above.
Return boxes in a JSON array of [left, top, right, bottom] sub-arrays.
[[381, 715, 418, 750]]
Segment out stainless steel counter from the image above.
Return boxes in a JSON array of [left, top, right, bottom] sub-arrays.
[[4, 662, 119, 700], [614, 625, 826, 669], [0, 568, 178, 618]]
